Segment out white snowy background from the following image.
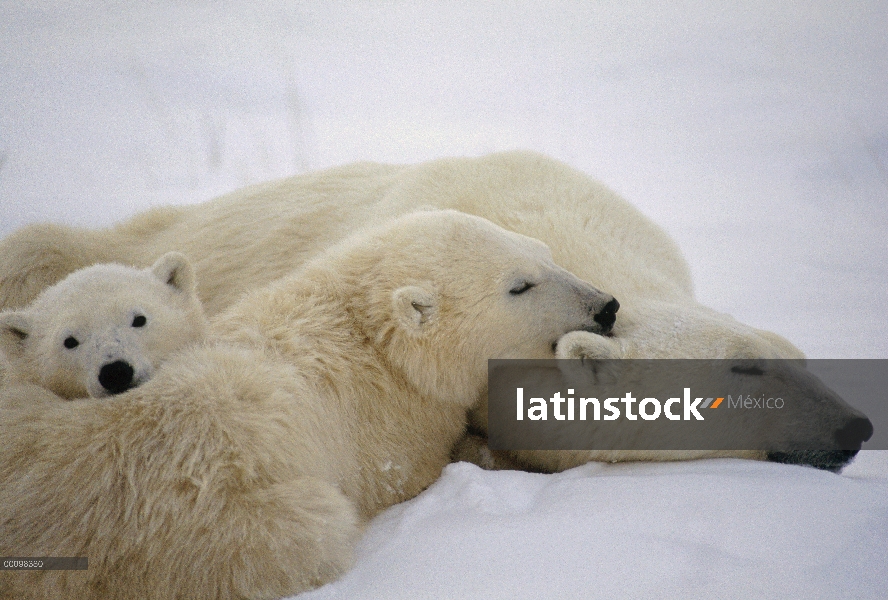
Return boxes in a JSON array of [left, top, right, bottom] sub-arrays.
[[1, 2, 886, 598]]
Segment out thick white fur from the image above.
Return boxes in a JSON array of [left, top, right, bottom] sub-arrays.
[[0, 252, 206, 399], [0, 151, 807, 471], [0, 152, 802, 360], [0, 210, 613, 599]]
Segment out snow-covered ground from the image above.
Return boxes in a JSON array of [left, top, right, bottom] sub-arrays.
[[1, 2, 886, 598]]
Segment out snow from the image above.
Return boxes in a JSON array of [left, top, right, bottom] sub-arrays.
[[1, 2, 886, 598], [303, 459, 888, 600]]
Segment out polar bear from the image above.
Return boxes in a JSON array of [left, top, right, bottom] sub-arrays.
[[0, 152, 872, 470], [0, 210, 615, 600], [0, 252, 206, 399]]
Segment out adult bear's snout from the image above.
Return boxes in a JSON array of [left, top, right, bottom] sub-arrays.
[[767, 415, 873, 473], [834, 416, 874, 451], [592, 297, 620, 332]]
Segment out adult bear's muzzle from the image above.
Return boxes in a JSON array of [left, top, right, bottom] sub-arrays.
[[767, 414, 873, 472], [592, 298, 620, 333]]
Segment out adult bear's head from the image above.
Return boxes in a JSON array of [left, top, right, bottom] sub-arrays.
[[345, 209, 618, 406], [554, 303, 874, 472]]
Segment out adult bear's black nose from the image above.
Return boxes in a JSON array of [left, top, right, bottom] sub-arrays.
[[99, 360, 135, 395], [834, 416, 874, 451], [593, 298, 620, 332]]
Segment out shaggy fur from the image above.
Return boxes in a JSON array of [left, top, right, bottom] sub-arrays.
[[0, 152, 868, 473], [0, 253, 206, 399], [0, 210, 614, 599]]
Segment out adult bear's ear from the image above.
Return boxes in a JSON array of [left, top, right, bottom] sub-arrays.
[[151, 252, 196, 294], [0, 311, 31, 360], [392, 285, 438, 332], [756, 329, 807, 361]]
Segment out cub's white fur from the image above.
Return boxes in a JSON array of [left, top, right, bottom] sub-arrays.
[[0, 252, 206, 398]]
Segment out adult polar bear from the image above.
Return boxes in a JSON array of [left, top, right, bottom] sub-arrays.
[[0, 151, 872, 470], [0, 210, 614, 600]]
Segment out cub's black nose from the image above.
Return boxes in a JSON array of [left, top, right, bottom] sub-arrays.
[[834, 416, 874, 451], [99, 360, 135, 395], [593, 298, 620, 332]]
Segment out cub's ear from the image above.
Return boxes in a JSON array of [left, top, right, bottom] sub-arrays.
[[392, 285, 438, 332], [0, 311, 32, 360], [151, 252, 196, 294]]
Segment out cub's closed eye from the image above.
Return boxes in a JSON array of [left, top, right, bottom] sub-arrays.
[[510, 282, 536, 295], [132, 315, 147, 328], [731, 365, 764, 376], [63, 336, 79, 349]]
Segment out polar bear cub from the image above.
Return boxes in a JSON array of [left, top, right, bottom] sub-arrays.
[[0, 252, 206, 399], [0, 210, 617, 600]]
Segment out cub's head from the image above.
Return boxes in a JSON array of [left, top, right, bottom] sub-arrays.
[[348, 210, 618, 404], [0, 252, 207, 399]]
